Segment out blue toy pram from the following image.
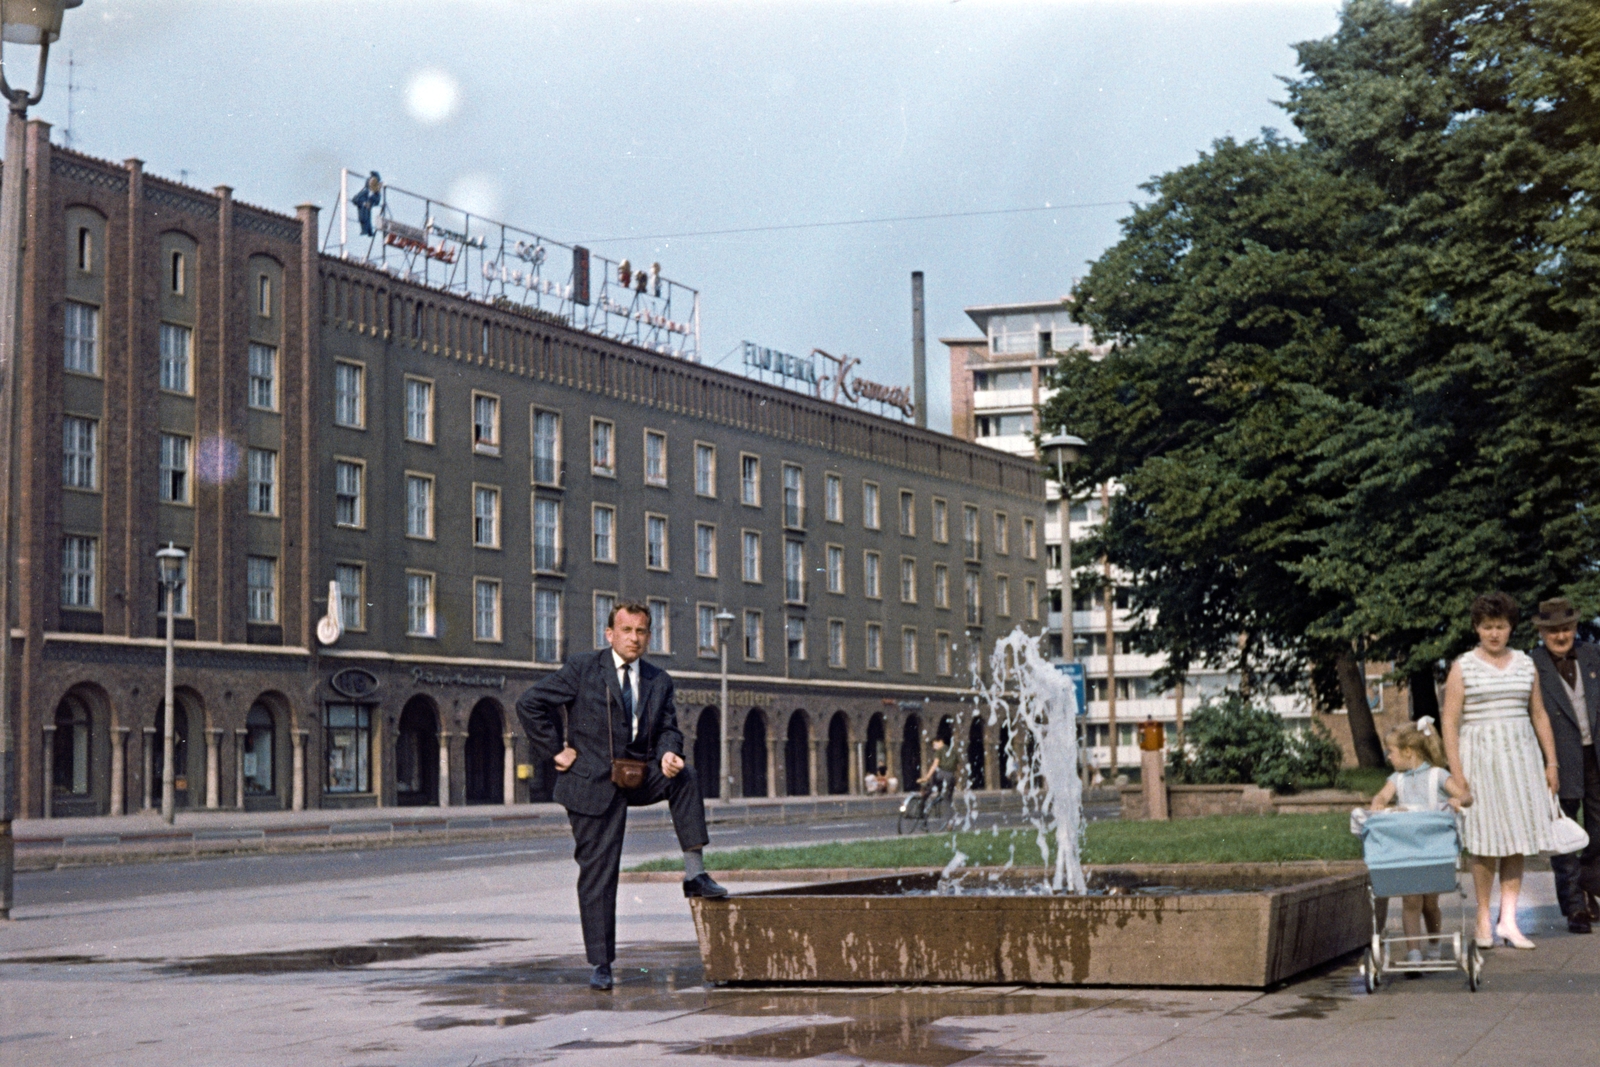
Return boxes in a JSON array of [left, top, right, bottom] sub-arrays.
[[1355, 809, 1482, 991]]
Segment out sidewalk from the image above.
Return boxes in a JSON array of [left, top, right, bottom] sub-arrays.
[[11, 788, 1040, 871]]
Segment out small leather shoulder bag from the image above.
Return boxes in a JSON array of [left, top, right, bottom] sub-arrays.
[[608, 682, 648, 790]]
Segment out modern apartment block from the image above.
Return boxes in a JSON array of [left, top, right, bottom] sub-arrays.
[[8, 124, 1048, 818], [947, 298, 1310, 775]]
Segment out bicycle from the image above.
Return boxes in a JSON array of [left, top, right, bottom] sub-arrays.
[[897, 783, 952, 834]]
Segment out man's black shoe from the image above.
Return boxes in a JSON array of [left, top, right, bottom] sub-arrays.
[[1568, 912, 1593, 935], [682, 872, 729, 899], [589, 963, 613, 991]]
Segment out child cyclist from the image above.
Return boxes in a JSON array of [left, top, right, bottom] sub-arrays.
[[1368, 718, 1473, 961]]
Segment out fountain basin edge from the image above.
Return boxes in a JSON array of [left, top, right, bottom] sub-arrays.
[[689, 862, 1370, 989]]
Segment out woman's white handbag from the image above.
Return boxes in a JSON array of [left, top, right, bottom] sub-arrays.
[[1546, 795, 1590, 855]]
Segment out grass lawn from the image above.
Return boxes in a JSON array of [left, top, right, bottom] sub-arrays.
[[1337, 766, 1390, 797], [629, 812, 1363, 872]]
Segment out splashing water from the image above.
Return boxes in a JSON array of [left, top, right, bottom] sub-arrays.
[[976, 628, 1086, 894]]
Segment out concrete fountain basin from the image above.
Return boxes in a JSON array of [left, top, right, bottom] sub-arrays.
[[690, 862, 1370, 988]]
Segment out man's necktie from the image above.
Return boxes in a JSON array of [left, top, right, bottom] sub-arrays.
[[620, 664, 637, 739]]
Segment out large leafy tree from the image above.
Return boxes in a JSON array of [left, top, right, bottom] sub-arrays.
[[1043, 0, 1600, 766]]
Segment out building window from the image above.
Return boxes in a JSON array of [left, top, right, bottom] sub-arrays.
[[159, 323, 191, 393], [900, 557, 917, 604], [975, 413, 1035, 438], [406, 572, 436, 636], [828, 619, 846, 668], [695, 522, 717, 577], [532, 408, 561, 484], [156, 551, 190, 617], [996, 575, 1011, 617], [697, 603, 719, 657], [334, 361, 364, 427], [405, 473, 433, 538], [159, 433, 189, 503], [170, 250, 186, 295], [534, 588, 563, 663], [863, 551, 881, 599], [743, 609, 764, 662], [784, 540, 805, 603], [862, 481, 880, 529], [257, 273, 273, 316], [648, 597, 670, 655], [826, 544, 844, 594], [740, 453, 761, 506], [247, 556, 277, 623], [742, 530, 761, 583], [932, 498, 949, 543], [335, 563, 364, 630], [405, 377, 434, 443], [1023, 517, 1037, 560], [782, 464, 804, 528], [62, 415, 96, 490], [323, 705, 371, 795], [591, 418, 615, 475], [865, 623, 883, 671], [534, 497, 562, 572], [645, 513, 669, 570], [61, 535, 96, 608], [64, 301, 98, 374], [243, 343, 278, 410], [474, 578, 502, 641], [593, 592, 616, 649], [995, 513, 1010, 555], [899, 490, 915, 536], [473, 392, 500, 453], [473, 485, 500, 547], [334, 460, 363, 527], [787, 616, 806, 661], [248, 448, 276, 515], [76, 226, 92, 272], [965, 570, 982, 626], [935, 631, 953, 676], [644, 429, 668, 486], [934, 563, 950, 609], [963, 504, 981, 560], [825, 472, 843, 523], [902, 628, 918, 674], [1025, 578, 1039, 620], [592, 504, 616, 563], [695, 442, 716, 497]]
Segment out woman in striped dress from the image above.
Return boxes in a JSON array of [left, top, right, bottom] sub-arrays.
[[1442, 592, 1561, 949]]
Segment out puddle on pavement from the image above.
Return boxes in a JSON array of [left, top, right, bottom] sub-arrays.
[[158, 935, 516, 976]]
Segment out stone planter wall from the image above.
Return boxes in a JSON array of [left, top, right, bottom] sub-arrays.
[[1120, 784, 1369, 820]]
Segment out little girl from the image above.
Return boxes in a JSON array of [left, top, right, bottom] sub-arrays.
[[1369, 718, 1473, 960]]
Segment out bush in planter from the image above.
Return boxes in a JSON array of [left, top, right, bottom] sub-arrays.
[[1169, 694, 1344, 794]]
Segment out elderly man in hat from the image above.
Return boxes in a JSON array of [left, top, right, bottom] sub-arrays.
[[1529, 597, 1600, 933]]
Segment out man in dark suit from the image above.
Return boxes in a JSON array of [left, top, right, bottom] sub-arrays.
[[1529, 597, 1600, 933], [516, 602, 727, 990]]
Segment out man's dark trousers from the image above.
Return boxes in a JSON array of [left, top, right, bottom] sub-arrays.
[[1553, 745, 1600, 916], [570, 761, 708, 966]]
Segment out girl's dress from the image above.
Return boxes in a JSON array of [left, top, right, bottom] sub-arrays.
[[1457, 650, 1554, 856], [1388, 763, 1451, 812]]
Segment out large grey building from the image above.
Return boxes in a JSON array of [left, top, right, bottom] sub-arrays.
[[10, 127, 1048, 818]]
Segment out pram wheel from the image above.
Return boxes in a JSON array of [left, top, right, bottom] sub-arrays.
[[1466, 942, 1482, 991], [1360, 948, 1381, 993]]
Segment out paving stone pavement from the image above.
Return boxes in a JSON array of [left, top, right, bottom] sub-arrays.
[[1, 855, 1596, 1066]]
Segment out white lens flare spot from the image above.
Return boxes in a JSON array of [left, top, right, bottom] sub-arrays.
[[405, 68, 461, 125], [447, 173, 503, 219]]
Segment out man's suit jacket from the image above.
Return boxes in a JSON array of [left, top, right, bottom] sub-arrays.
[[515, 649, 684, 817], [1530, 642, 1600, 800]]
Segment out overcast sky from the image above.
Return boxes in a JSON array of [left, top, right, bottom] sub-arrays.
[[33, 0, 1341, 431]]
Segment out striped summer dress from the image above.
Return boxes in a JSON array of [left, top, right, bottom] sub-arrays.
[[1457, 649, 1554, 856]]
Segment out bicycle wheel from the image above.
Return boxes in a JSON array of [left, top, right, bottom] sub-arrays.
[[898, 797, 920, 835]]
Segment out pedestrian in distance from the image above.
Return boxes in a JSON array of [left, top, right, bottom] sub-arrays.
[[515, 602, 727, 991], [1440, 592, 1562, 950], [1367, 719, 1471, 962], [1526, 596, 1600, 933]]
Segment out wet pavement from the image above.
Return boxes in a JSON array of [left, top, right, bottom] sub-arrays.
[[2, 840, 1596, 1066]]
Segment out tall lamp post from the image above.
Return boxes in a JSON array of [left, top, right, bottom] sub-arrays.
[[714, 610, 734, 801], [0, 0, 80, 920], [1040, 434, 1086, 784], [156, 545, 187, 825]]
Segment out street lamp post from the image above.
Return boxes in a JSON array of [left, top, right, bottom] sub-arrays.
[[157, 544, 187, 825], [1040, 434, 1087, 786], [0, 0, 80, 920], [714, 611, 735, 801]]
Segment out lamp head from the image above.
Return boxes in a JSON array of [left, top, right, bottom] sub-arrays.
[[155, 542, 187, 581], [1040, 433, 1086, 477], [1, 0, 80, 46], [714, 610, 734, 639]]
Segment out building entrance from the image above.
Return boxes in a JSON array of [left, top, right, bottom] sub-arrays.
[[464, 700, 504, 804], [395, 697, 439, 806]]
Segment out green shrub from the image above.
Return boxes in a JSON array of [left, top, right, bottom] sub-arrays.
[[1169, 693, 1342, 794]]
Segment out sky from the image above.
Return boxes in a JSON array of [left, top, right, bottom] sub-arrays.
[[29, 0, 1343, 432]]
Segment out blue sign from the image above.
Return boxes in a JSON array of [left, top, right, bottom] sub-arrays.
[[1056, 662, 1087, 716]]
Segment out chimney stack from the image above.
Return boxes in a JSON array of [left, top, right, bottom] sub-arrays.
[[911, 271, 926, 428]]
